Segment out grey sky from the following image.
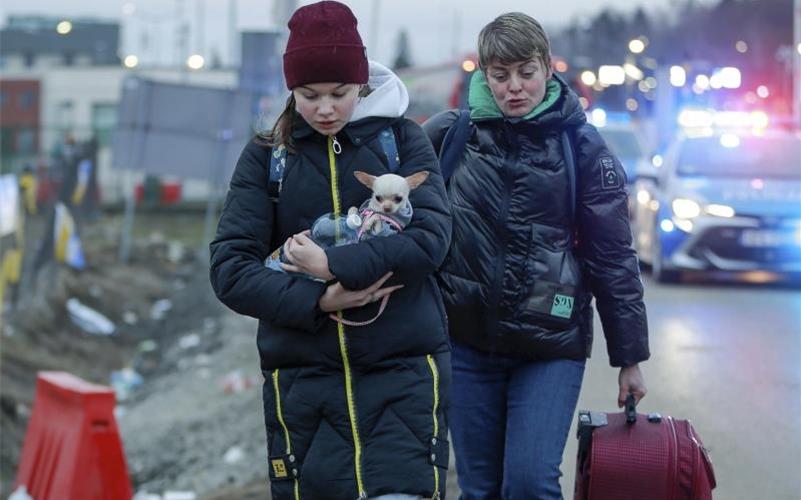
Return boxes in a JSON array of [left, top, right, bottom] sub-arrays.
[[0, 0, 674, 67]]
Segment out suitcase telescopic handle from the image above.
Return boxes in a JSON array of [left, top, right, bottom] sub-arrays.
[[625, 394, 637, 424]]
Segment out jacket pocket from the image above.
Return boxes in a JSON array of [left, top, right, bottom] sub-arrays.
[[517, 222, 582, 327]]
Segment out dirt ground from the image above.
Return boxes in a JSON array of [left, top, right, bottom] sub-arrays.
[[0, 211, 266, 498]]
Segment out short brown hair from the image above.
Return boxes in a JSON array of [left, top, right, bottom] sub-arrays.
[[477, 12, 551, 71]]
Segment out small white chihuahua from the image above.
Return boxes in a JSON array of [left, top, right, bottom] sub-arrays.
[[351, 170, 429, 236]]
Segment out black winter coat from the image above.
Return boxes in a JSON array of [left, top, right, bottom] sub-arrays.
[[423, 75, 649, 368], [210, 110, 452, 499]]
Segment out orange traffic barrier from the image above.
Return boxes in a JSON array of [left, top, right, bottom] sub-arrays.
[[15, 371, 133, 499]]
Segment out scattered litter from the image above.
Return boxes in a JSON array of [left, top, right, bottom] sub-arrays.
[[66, 298, 115, 336], [133, 340, 161, 374], [138, 340, 158, 353], [178, 334, 201, 350], [223, 445, 245, 464], [163, 492, 196, 500], [150, 299, 172, 321], [8, 485, 33, 500], [148, 231, 166, 244], [133, 491, 162, 500], [110, 367, 144, 401], [123, 311, 140, 325], [15, 403, 30, 418], [167, 242, 186, 263], [202, 317, 217, 334], [221, 370, 256, 395], [194, 353, 211, 366]]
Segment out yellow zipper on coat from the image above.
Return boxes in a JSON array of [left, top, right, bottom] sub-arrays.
[[328, 135, 367, 499], [272, 370, 300, 500], [426, 355, 441, 499]]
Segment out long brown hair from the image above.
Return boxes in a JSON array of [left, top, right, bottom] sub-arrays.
[[258, 93, 298, 152]]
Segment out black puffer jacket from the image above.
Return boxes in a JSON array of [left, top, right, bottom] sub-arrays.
[[210, 63, 452, 499], [423, 73, 648, 367]]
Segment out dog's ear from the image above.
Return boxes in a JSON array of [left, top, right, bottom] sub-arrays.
[[405, 171, 429, 190], [354, 171, 376, 189]]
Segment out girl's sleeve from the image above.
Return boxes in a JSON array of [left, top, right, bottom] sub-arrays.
[[209, 140, 329, 332]]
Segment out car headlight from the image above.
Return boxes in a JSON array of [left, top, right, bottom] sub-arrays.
[[672, 198, 702, 219], [705, 204, 735, 218]]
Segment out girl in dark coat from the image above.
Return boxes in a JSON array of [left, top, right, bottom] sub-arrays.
[[210, 2, 451, 499]]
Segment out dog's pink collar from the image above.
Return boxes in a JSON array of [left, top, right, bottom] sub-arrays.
[[357, 209, 404, 238]]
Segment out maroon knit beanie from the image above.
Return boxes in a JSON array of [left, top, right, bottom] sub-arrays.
[[283, 1, 369, 89]]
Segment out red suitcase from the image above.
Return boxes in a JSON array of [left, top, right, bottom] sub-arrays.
[[574, 396, 716, 500]]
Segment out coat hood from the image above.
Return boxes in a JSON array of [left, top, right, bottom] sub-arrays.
[[349, 60, 410, 123]]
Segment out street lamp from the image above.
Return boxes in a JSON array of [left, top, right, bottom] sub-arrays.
[[628, 39, 645, 54], [124, 55, 139, 68], [624, 63, 644, 81], [695, 74, 710, 90], [187, 54, 205, 70], [598, 65, 625, 86], [580, 70, 597, 86], [57, 20, 73, 35], [669, 66, 686, 87]]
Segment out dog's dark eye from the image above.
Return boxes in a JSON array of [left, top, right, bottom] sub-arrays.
[[393, 196, 403, 203], [375, 195, 383, 202]]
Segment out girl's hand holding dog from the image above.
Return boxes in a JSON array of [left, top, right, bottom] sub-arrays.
[[281, 230, 335, 281], [318, 272, 404, 313]]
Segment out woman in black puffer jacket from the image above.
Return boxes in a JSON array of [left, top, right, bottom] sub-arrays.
[[210, 3, 451, 499], [423, 12, 649, 500]]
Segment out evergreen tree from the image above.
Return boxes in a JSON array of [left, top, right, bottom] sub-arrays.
[[393, 29, 412, 70]]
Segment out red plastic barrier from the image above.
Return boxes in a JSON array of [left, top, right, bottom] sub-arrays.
[[14, 371, 133, 500]]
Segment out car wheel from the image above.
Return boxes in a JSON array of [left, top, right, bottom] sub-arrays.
[[652, 229, 681, 284]]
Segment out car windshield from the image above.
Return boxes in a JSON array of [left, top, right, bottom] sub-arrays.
[[677, 135, 801, 179], [599, 129, 643, 158]]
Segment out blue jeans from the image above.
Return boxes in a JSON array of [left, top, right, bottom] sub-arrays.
[[449, 340, 586, 500]]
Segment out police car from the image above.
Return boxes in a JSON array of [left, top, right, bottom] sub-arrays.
[[589, 109, 652, 182], [630, 110, 801, 283]]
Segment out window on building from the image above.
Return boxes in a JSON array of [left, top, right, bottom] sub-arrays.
[[16, 128, 36, 154], [23, 52, 35, 68], [92, 103, 117, 147], [57, 101, 75, 131], [1, 129, 13, 158], [19, 91, 36, 110]]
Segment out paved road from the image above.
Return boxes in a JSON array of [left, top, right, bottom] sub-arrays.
[[207, 276, 801, 499], [446, 276, 801, 499]]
